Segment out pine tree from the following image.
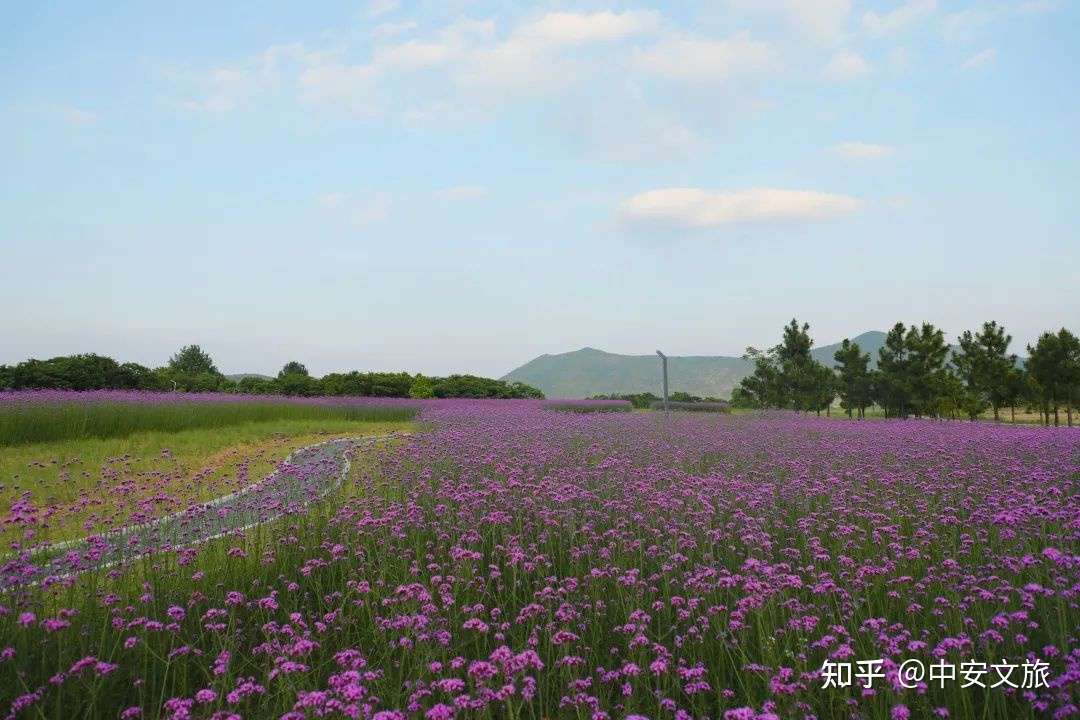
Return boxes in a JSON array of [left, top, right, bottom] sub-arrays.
[[955, 322, 1016, 421], [834, 339, 871, 418], [777, 319, 816, 411], [905, 323, 949, 418], [1003, 366, 1027, 423], [1057, 328, 1079, 427], [877, 323, 911, 417], [1027, 332, 1064, 426], [737, 347, 782, 408]]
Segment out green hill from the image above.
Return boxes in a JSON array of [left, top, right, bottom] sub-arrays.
[[502, 331, 889, 399]]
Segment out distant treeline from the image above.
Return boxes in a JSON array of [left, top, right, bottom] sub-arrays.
[[733, 319, 1078, 426], [590, 391, 727, 409], [0, 346, 545, 400]]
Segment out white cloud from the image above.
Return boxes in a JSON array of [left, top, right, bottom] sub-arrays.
[[298, 63, 376, 110], [620, 187, 860, 229], [517, 10, 660, 45], [832, 141, 896, 159], [438, 17, 497, 44], [456, 38, 572, 94], [961, 47, 998, 70], [862, 0, 937, 37], [435, 185, 488, 201], [298, 19, 497, 110], [182, 42, 329, 112], [365, 0, 400, 19], [458, 11, 660, 93], [373, 40, 458, 71], [821, 50, 872, 80], [940, 8, 998, 43], [635, 33, 773, 82], [723, 0, 853, 44], [175, 10, 779, 156]]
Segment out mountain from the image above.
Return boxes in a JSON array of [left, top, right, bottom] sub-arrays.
[[502, 331, 889, 399], [226, 373, 274, 382]]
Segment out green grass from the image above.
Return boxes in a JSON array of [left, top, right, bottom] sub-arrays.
[[0, 417, 414, 544], [0, 401, 417, 446]]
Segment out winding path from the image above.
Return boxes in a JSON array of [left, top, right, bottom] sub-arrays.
[[1, 433, 404, 591]]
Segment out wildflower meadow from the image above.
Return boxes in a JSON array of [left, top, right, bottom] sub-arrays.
[[1, 396, 1078, 719]]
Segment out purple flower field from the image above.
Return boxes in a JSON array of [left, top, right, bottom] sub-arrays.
[[2, 398, 1079, 719]]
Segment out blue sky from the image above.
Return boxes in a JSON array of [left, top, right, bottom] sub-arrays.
[[2, 0, 1077, 377]]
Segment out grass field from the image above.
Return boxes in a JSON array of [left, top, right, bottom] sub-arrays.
[[1, 399, 1078, 719], [0, 397, 416, 446], [0, 417, 413, 545]]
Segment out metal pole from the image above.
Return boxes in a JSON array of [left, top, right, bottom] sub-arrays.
[[656, 350, 668, 413]]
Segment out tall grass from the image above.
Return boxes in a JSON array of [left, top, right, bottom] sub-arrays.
[[0, 401, 418, 446]]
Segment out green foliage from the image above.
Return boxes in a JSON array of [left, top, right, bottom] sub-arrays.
[[665, 391, 724, 404], [1, 349, 543, 401], [1027, 328, 1080, 426], [730, 318, 1068, 422], [874, 322, 952, 418], [408, 375, 436, 399], [168, 345, 219, 376], [728, 386, 759, 409], [876, 322, 912, 417], [737, 346, 783, 408], [736, 320, 834, 412], [807, 361, 837, 415], [320, 371, 414, 397], [954, 321, 1017, 421], [275, 361, 316, 396], [277, 374, 317, 397], [834, 339, 872, 418], [598, 389, 730, 411], [278, 361, 310, 378], [507, 381, 545, 399], [590, 392, 659, 409], [0, 354, 163, 391], [906, 322, 950, 418], [431, 375, 544, 399]]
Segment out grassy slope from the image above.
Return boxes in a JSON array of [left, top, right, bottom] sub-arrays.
[[0, 418, 413, 544]]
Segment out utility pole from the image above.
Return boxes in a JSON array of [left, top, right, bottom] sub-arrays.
[[656, 350, 668, 413]]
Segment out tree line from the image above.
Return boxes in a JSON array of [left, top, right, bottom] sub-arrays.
[[0, 345, 545, 400], [732, 319, 1079, 426]]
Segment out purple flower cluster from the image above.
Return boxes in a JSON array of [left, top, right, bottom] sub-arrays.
[[1, 401, 1078, 719]]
